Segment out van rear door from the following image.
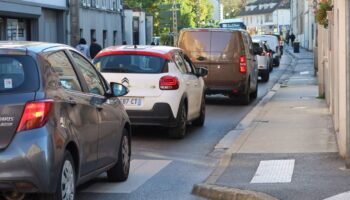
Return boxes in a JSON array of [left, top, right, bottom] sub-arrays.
[[208, 31, 241, 88]]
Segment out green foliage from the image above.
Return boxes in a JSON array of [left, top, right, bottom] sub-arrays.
[[315, 0, 333, 28], [221, 0, 246, 19], [124, 0, 214, 37]]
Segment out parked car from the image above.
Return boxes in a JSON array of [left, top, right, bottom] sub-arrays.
[[0, 42, 131, 200], [178, 28, 259, 104], [263, 42, 274, 72], [252, 40, 270, 82], [253, 35, 281, 66], [93, 45, 208, 139]]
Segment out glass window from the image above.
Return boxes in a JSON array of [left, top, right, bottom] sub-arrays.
[[183, 55, 194, 74], [94, 54, 166, 74], [173, 53, 188, 74], [70, 51, 105, 95], [0, 55, 39, 93], [46, 51, 82, 92]]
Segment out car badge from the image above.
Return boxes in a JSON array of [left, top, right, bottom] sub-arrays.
[[121, 77, 130, 87]]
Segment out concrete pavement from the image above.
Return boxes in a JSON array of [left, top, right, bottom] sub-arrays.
[[193, 47, 350, 200]]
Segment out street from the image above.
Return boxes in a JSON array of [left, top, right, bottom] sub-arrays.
[[76, 54, 292, 200]]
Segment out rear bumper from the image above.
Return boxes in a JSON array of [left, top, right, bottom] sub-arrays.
[[127, 103, 177, 127], [205, 80, 247, 95], [258, 68, 269, 75], [0, 127, 56, 193]]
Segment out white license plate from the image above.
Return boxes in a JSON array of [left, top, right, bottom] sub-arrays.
[[120, 97, 143, 107]]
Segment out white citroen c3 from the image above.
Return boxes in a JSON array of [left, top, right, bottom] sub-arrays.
[[94, 45, 208, 139]]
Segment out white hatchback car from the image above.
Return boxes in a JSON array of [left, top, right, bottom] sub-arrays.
[[253, 35, 281, 66], [94, 46, 208, 138]]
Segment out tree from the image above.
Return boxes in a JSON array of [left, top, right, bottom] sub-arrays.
[[220, 0, 246, 19]]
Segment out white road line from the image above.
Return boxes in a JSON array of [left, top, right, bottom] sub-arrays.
[[323, 192, 350, 200], [83, 159, 172, 194], [250, 159, 295, 184]]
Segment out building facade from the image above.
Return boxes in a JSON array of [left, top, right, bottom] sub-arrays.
[[239, 0, 290, 36], [316, 0, 350, 165], [290, 0, 316, 50], [123, 8, 153, 45], [208, 0, 223, 21], [69, 0, 123, 47], [0, 0, 67, 43]]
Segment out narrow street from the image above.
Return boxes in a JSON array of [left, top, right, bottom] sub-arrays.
[[76, 54, 292, 200]]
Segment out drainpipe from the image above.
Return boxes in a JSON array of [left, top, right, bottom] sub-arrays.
[[120, 0, 125, 42], [346, 0, 350, 168]]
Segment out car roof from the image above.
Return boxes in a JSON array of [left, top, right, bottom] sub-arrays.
[[95, 45, 180, 60], [180, 28, 246, 33], [0, 41, 71, 55]]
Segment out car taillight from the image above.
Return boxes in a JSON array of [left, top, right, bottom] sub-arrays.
[[159, 76, 179, 90], [239, 55, 247, 74], [261, 52, 266, 56], [17, 100, 53, 133]]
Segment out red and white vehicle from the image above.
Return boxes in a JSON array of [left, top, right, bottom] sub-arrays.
[[94, 46, 208, 138]]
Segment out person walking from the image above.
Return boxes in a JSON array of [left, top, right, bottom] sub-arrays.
[[290, 33, 296, 46], [89, 38, 102, 59], [76, 38, 90, 58], [285, 31, 290, 46]]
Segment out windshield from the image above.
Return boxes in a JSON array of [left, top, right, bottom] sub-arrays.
[[94, 54, 166, 74]]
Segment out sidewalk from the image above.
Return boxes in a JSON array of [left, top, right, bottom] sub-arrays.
[[193, 48, 350, 200]]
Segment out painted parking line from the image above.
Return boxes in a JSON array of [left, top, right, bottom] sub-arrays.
[[324, 192, 350, 200], [251, 159, 295, 183], [83, 159, 172, 194]]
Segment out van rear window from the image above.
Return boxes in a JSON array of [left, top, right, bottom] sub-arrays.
[[0, 55, 39, 93], [94, 55, 166, 74]]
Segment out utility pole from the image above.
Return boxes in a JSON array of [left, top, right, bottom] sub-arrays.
[[172, 0, 178, 46]]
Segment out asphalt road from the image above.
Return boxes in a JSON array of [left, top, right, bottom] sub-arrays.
[[76, 54, 292, 200]]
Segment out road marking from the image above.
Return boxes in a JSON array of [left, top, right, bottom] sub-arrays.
[[324, 192, 350, 200], [83, 159, 171, 194], [251, 159, 295, 183]]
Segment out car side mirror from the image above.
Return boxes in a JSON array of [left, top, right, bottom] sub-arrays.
[[110, 82, 129, 97], [195, 67, 208, 77]]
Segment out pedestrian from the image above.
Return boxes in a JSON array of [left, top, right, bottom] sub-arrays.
[[89, 38, 102, 59], [150, 42, 155, 45], [290, 33, 296, 46], [76, 38, 90, 58], [285, 31, 290, 46], [122, 40, 127, 45]]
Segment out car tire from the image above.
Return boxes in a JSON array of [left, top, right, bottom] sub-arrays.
[[261, 71, 269, 82], [169, 102, 187, 139], [107, 128, 130, 182], [39, 151, 76, 200], [240, 81, 251, 105], [192, 95, 205, 127], [250, 82, 258, 99]]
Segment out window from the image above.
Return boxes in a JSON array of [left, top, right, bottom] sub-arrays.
[[265, 14, 273, 22], [182, 55, 194, 74], [103, 30, 107, 48], [90, 29, 96, 44], [113, 30, 117, 45], [173, 52, 188, 74], [80, 29, 83, 38], [69, 51, 105, 95], [46, 51, 82, 92], [0, 55, 39, 93]]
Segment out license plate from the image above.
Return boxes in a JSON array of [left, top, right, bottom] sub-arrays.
[[120, 97, 143, 107]]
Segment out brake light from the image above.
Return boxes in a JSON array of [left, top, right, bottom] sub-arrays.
[[159, 76, 179, 90], [17, 100, 53, 132], [239, 55, 247, 73]]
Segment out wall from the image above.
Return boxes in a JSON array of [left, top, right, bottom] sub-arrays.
[[21, 0, 66, 8], [79, 8, 122, 47]]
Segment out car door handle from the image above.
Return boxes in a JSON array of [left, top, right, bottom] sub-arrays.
[[197, 56, 206, 61], [95, 105, 103, 111], [66, 99, 77, 106]]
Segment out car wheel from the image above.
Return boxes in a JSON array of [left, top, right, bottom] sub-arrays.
[[261, 71, 269, 82], [40, 151, 76, 200], [107, 128, 130, 182], [169, 102, 187, 139], [192, 95, 205, 127], [250, 82, 258, 99], [240, 82, 251, 105]]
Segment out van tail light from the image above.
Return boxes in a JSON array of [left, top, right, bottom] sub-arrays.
[[159, 76, 179, 90], [17, 100, 53, 133], [239, 55, 247, 74]]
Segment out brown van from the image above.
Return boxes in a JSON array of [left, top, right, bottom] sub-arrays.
[[178, 28, 259, 104]]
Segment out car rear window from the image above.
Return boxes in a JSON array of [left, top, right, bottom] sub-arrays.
[[94, 54, 166, 74], [0, 55, 39, 94], [179, 31, 211, 52]]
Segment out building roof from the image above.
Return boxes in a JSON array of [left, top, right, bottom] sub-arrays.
[[239, 0, 290, 16]]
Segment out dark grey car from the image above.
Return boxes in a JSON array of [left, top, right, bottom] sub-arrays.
[[0, 42, 131, 200]]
